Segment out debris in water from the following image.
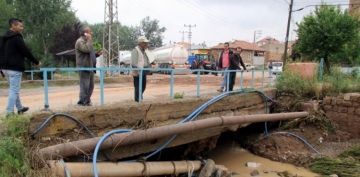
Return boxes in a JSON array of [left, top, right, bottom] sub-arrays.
[[250, 169, 260, 176], [246, 162, 261, 168]]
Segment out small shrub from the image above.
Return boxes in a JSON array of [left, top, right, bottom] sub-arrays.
[[0, 137, 29, 176], [4, 116, 30, 137], [0, 116, 30, 177], [277, 67, 360, 99], [324, 67, 360, 95], [174, 92, 184, 99], [350, 68, 360, 78], [276, 70, 317, 98]]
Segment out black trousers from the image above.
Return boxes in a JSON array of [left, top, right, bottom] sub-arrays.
[[133, 72, 147, 102], [228, 71, 236, 91], [79, 71, 94, 104]]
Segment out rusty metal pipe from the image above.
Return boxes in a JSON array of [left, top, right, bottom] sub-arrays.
[[39, 112, 308, 159], [49, 160, 202, 177]]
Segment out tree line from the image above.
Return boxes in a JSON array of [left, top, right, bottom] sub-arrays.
[[0, 0, 166, 67]]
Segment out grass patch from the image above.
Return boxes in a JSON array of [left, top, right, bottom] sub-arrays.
[[310, 146, 360, 177], [0, 116, 30, 177], [174, 92, 185, 99], [276, 67, 360, 99], [323, 67, 360, 96], [276, 70, 318, 98], [0, 116, 51, 177]]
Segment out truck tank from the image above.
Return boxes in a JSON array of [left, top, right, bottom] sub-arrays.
[[153, 44, 189, 74]]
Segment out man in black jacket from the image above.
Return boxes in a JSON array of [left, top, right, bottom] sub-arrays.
[[0, 18, 40, 116], [228, 47, 246, 91]]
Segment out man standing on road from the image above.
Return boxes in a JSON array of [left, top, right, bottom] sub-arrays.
[[217, 42, 231, 92], [75, 26, 95, 106], [0, 18, 40, 116], [131, 36, 152, 102], [228, 47, 246, 91]]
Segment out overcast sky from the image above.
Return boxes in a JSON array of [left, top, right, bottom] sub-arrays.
[[71, 0, 350, 46]]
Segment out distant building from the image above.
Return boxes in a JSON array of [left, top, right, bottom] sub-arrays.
[[349, 0, 360, 15], [256, 37, 281, 47], [256, 37, 284, 62], [211, 40, 265, 64]]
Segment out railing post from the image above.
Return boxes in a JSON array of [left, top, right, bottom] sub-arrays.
[[251, 69, 255, 88], [261, 66, 265, 91], [319, 58, 324, 81], [196, 70, 200, 97], [240, 71, 244, 90], [50, 71, 54, 80], [43, 69, 49, 109], [170, 69, 174, 99], [139, 69, 143, 102], [31, 70, 34, 80], [100, 68, 105, 105], [226, 70, 230, 92]]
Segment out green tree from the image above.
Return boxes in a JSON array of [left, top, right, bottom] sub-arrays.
[[296, 5, 360, 72], [14, 0, 77, 66], [89, 23, 104, 45], [139, 16, 166, 48], [0, 0, 15, 34]]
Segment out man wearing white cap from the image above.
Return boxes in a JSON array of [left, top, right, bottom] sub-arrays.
[[131, 36, 153, 102]]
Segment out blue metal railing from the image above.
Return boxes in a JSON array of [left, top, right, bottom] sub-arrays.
[[27, 67, 268, 110]]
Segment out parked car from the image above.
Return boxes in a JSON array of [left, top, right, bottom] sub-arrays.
[[272, 61, 283, 74]]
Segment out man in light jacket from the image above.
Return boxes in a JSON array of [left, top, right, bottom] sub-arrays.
[[75, 26, 96, 106], [131, 36, 153, 102]]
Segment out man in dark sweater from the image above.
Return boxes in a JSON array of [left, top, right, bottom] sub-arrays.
[[0, 18, 40, 116], [228, 47, 246, 91]]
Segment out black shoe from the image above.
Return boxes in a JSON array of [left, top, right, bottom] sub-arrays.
[[77, 101, 85, 106], [84, 102, 92, 106], [17, 107, 29, 114]]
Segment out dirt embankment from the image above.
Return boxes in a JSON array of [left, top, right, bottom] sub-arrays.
[[249, 93, 360, 167]]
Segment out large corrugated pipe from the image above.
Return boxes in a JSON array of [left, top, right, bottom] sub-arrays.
[[49, 160, 203, 177], [39, 112, 308, 159]]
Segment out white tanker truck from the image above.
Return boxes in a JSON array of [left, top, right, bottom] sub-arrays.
[[152, 44, 189, 73], [119, 44, 189, 74]]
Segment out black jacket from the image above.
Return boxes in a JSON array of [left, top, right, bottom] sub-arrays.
[[218, 50, 246, 70], [229, 53, 246, 70], [0, 30, 39, 72]]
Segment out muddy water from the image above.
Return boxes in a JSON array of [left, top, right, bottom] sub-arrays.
[[209, 142, 319, 177]]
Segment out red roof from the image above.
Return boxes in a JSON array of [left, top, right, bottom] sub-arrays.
[[211, 40, 265, 52], [257, 37, 281, 45]]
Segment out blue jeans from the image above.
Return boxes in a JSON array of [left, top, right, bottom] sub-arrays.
[[3, 70, 23, 113], [220, 68, 229, 90]]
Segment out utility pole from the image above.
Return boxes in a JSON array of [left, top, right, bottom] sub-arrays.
[[103, 0, 120, 68], [179, 30, 188, 43], [252, 30, 262, 65], [283, 0, 294, 65], [184, 24, 196, 55]]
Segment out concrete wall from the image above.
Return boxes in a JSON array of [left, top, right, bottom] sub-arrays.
[[322, 93, 360, 138]]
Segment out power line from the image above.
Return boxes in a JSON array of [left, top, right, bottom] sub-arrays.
[[293, 3, 360, 12], [184, 24, 196, 55]]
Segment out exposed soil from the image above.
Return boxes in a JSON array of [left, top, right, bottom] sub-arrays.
[[249, 94, 360, 167]]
